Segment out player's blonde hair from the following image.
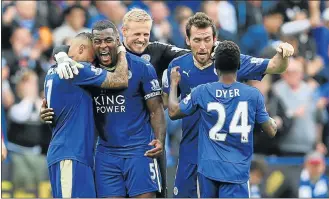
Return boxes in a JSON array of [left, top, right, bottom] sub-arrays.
[[122, 8, 153, 28]]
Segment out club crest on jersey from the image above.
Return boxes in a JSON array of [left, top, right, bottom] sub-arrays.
[[141, 54, 151, 62], [150, 79, 161, 91], [173, 187, 178, 196], [91, 65, 102, 75], [128, 70, 132, 79]]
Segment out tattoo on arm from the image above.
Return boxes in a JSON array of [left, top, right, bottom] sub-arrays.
[[146, 96, 166, 144], [101, 52, 129, 89]]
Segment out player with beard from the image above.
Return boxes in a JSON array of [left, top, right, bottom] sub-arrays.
[[162, 13, 293, 198], [168, 41, 277, 198], [45, 20, 166, 198]]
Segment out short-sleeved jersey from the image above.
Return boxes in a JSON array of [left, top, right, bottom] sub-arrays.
[[179, 82, 269, 183], [163, 53, 269, 164], [91, 52, 162, 157], [44, 62, 107, 167]]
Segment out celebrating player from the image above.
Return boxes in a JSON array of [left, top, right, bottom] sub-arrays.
[[45, 20, 166, 198], [168, 40, 277, 198], [44, 32, 128, 198], [162, 12, 293, 198]]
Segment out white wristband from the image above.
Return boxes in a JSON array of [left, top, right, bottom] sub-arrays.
[[117, 46, 126, 54]]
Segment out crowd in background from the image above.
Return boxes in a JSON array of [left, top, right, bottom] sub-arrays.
[[1, 0, 329, 198]]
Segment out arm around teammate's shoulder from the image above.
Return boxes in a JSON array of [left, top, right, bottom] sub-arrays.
[[101, 49, 128, 89]]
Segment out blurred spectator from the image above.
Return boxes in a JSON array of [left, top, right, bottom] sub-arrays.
[[272, 58, 326, 156], [299, 151, 328, 198], [2, 28, 46, 93], [149, 1, 173, 43], [235, 0, 263, 36], [171, 6, 193, 48], [2, 58, 15, 110], [309, 1, 329, 83], [126, 0, 151, 14], [250, 75, 293, 155], [240, 6, 283, 56], [52, 5, 90, 46], [88, 1, 127, 31], [200, 1, 220, 28], [314, 82, 329, 152], [250, 159, 268, 198], [6, 70, 49, 190], [277, 0, 309, 22], [2, 1, 50, 49], [217, 1, 238, 34], [202, 1, 239, 43]]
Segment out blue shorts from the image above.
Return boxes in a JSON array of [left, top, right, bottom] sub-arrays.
[[48, 160, 96, 198], [173, 159, 198, 198], [198, 172, 250, 198], [95, 150, 161, 197]]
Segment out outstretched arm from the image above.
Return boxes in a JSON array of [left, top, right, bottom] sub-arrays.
[[265, 42, 294, 74], [168, 66, 188, 120]]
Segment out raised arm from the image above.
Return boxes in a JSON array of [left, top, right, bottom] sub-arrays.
[[265, 42, 294, 74], [168, 67, 188, 120], [100, 48, 128, 89]]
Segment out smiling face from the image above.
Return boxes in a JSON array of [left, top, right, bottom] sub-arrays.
[[122, 21, 152, 54], [186, 26, 215, 65], [92, 28, 119, 67]]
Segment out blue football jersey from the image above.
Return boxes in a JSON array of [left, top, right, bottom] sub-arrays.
[[91, 52, 162, 157], [179, 82, 269, 183], [163, 53, 269, 164], [44, 62, 107, 167]]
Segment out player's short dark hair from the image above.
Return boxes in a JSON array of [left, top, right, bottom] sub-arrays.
[[214, 41, 240, 73], [75, 32, 93, 41], [186, 12, 216, 39], [92, 20, 118, 35]]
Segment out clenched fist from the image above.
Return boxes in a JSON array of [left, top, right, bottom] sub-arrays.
[[276, 42, 294, 58]]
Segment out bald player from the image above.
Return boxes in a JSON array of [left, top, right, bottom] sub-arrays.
[[44, 32, 128, 198]]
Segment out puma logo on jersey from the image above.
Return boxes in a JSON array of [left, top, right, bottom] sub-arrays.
[[183, 70, 191, 77]]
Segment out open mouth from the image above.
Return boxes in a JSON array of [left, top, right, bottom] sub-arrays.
[[198, 53, 208, 59], [100, 52, 111, 62]]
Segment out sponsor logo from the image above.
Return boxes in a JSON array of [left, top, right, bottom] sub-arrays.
[[93, 94, 126, 113]]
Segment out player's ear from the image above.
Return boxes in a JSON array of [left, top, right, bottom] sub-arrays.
[[79, 44, 85, 54], [186, 36, 190, 46]]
